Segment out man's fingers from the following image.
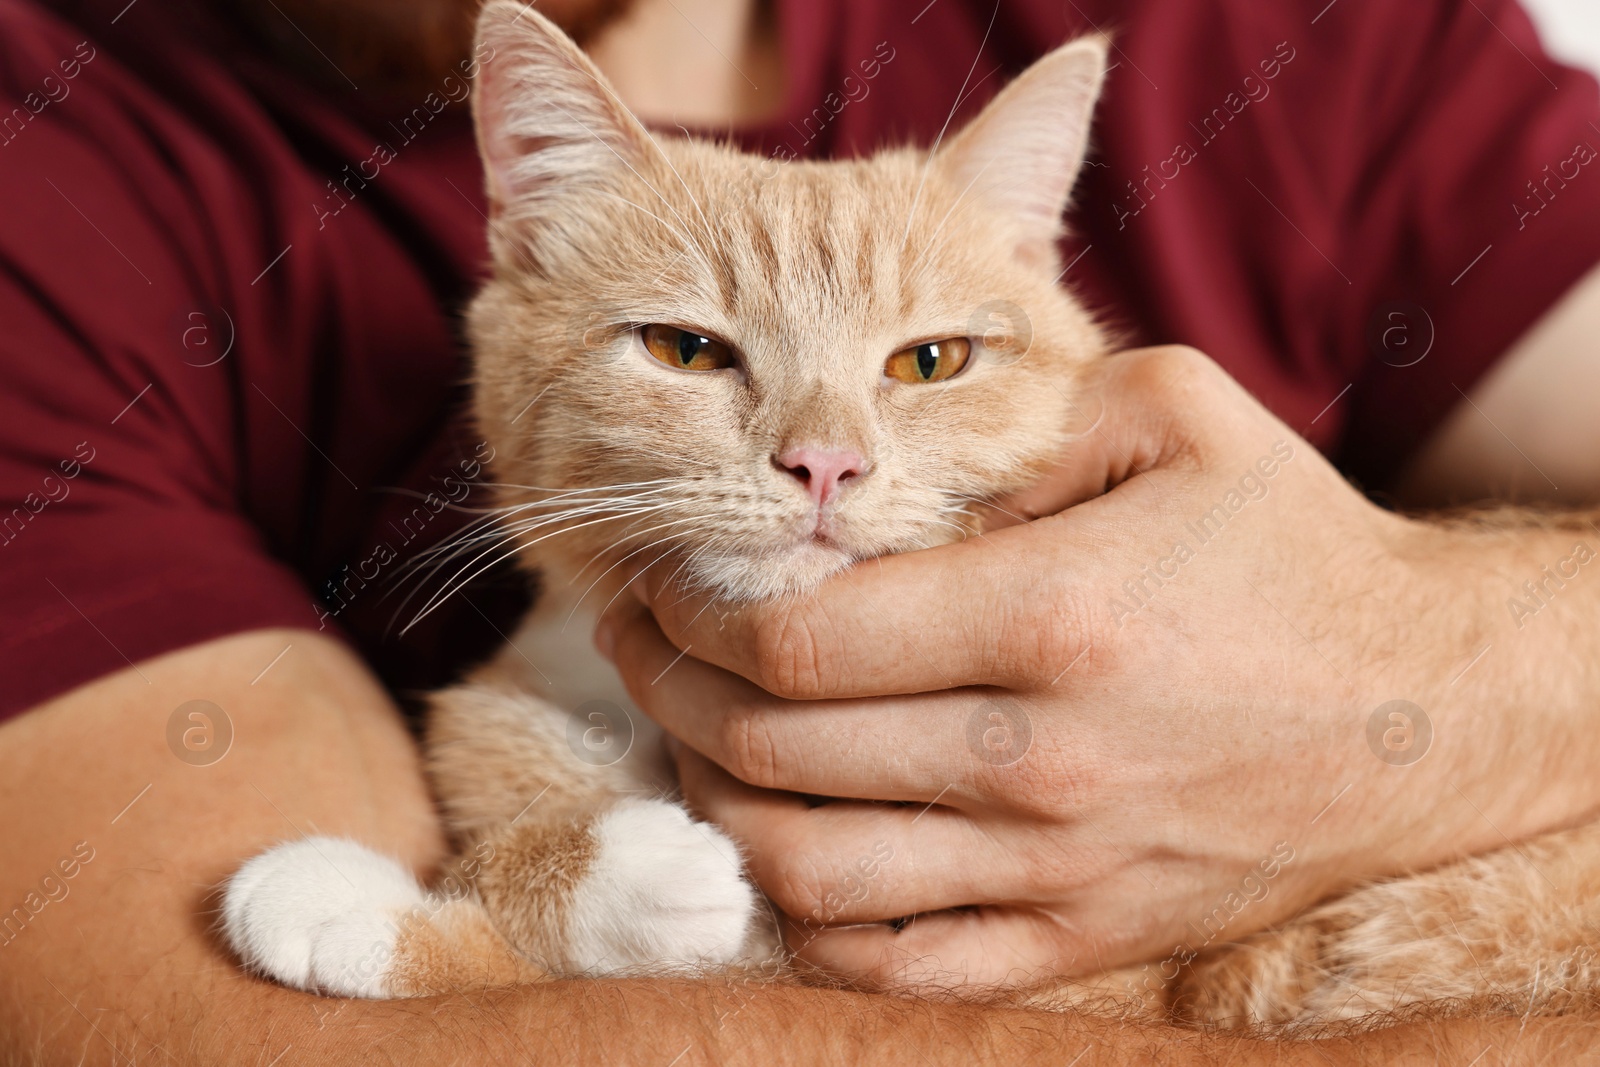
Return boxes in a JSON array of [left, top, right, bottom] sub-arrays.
[[626, 530, 1086, 699], [673, 747, 1024, 924], [606, 603, 981, 801], [788, 907, 1086, 989]]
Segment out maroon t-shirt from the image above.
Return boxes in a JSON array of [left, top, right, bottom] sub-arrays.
[[2, 0, 1598, 720]]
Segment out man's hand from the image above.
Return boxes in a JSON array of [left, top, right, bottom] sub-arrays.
[[601, 344, 1600, 988]]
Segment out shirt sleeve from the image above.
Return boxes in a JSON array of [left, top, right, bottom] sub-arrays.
[[0, 2, 325, 719], [1325, 0, 1600, 486]]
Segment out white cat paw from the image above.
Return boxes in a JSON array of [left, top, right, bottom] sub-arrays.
[[222, 837, 427, 997], [562, 799, 759, 973]]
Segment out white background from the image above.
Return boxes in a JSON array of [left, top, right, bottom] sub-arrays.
[[1522, 0, 1600, 76]]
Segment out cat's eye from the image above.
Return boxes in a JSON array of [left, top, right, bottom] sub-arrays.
[[641, 324, 736, 371], [884, 337, 972, 384]]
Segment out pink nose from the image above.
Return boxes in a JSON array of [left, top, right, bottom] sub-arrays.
[[775, 447, 865, 507]]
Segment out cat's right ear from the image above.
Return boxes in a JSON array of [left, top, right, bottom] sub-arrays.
[[471, 3, 657, 250], [935, 35, 1108, 272]]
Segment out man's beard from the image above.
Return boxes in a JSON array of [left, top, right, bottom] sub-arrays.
[[230, 0, 636, 92]]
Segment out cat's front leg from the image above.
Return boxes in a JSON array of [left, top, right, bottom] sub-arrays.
[[223, 688, 764, 996], [222, 836, 545, 997], [473, 795, 763, 974], [427, 666, 768, 976]]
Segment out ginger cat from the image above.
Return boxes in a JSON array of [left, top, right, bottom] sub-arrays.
[[222, 3, 1600, 1032]]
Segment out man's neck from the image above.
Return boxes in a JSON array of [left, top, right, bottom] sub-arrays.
[[585, 0, 785, 129]]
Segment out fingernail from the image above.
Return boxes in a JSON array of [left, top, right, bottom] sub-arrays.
[[593, 616, 616, 661], [628, 573, 649, 604]]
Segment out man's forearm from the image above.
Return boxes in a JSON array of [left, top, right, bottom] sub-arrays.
[[0, 630, 447, 1065], [187, 975, 1600, 1065], [5, 630, 1596, 1066], [1376, 507, 1600, 863]]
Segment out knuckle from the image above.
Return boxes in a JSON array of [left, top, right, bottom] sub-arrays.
[[1018, 833, 1111, 896], [647, 598, 693, 653], [1114, 344, 1226, 467], [720, 706, 784, 788], [1125, 344, 1216, 402], [1010, 743, 1094, 817], [762, 850, 830, 919], [992, 573, 1094, 686], [750, 603, 828, 700], [969, 704, 1099, 819]]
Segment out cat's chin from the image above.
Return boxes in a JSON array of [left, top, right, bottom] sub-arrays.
[[687, 539, 858, 603]]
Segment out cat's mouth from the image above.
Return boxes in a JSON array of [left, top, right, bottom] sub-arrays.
[[797, 503, 872, 556], [789, 520, 848, 557], [761, 511, 859, 579]]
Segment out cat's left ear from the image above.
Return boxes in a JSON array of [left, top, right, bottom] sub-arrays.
[[937, 36, 1108, 270]]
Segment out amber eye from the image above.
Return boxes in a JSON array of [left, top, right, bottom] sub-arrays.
[[884, 337, 972, 384], [642, 324, 736, 371]]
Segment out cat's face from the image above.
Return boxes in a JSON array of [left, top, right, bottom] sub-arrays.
[[466, 3, 1108, 603]]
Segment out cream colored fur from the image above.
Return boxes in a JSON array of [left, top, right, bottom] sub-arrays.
[[220, 3, 1600, 1033]]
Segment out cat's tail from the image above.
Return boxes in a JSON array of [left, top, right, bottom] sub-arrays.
[[221, 836, 544, 998]]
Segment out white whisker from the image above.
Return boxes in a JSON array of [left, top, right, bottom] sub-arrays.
[[400, 507, 666, 635], [561, 526, 704, 628], [386, 478, 689, 631], [899, 0, 1001, 253], [588, 543, 686, 622]]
